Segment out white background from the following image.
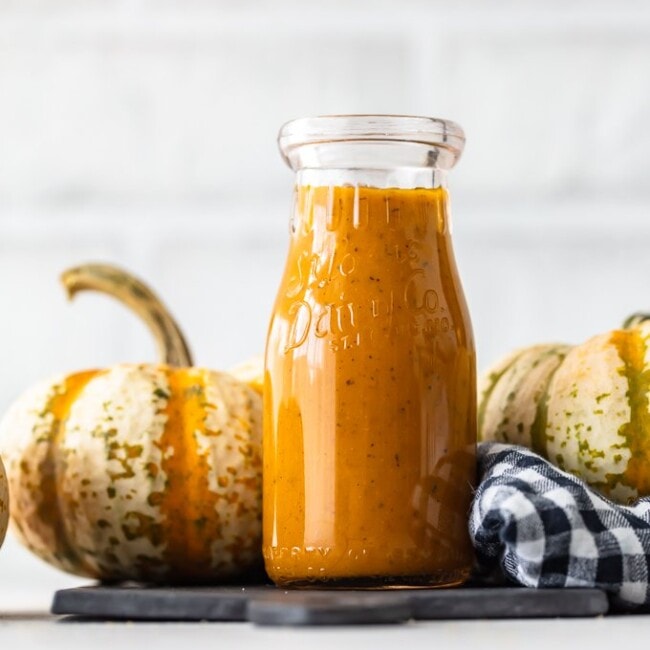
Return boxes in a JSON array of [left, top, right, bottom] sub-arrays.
[[1, 0, 650, 608]]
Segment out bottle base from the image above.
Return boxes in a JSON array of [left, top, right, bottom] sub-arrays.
[[271, 566, 471, 590]]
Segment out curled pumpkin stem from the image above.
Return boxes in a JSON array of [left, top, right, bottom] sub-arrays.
[[61, 264, 194, 368], [623, 313, 650, 330]]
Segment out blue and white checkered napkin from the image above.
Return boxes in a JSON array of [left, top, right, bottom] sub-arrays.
[[470, 442, 650, 611]]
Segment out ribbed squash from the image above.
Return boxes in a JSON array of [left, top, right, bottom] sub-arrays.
[[478, 315, 650, 503], [229, 356, 264, 396], [0, 264, 262, 582], [0, 457, 8, 551]]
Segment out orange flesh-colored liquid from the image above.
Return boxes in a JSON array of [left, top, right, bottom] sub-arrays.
[[264, 185, 476, 587]]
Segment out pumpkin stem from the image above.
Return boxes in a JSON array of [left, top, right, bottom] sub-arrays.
[[60, 264, 194, 367], [623, 313, 650, 329]]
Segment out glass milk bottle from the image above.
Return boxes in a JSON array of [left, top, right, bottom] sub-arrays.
[[264, 115, 476, 588]]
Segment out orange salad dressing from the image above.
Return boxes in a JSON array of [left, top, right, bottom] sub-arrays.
[[264, 185, 476, 587]]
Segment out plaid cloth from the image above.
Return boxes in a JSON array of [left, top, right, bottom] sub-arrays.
[[470, 442, 650, 611]]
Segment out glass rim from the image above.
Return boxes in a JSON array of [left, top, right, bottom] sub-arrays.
[[278, 114, 465, 157]]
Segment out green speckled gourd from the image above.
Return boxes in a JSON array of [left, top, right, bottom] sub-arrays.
[[0, 456, 8, 550], [0, 264, 262, 582], [478, 315, 650, 504]]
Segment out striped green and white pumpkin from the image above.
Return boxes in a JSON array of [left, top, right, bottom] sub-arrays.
[[0, 456, 8, 552], [478, 315, 650, 503], [0, 265, 263, 582]]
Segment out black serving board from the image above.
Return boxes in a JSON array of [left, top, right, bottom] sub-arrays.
[[51, 584, 609, 625]]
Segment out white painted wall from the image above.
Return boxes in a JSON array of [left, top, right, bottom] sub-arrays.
[[1, 0, 649, 607]]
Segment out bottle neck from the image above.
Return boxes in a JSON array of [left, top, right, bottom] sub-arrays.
[[296, 167, 447, 190], [289, 184, 451, 242]]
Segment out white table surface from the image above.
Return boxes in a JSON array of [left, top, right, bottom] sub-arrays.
[[1, 594, 648, 650], [0, 612, 648, 650], [0, 538, 643, 649]]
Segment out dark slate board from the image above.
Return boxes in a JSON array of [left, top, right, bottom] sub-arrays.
[[51, 584, 609, 625]]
